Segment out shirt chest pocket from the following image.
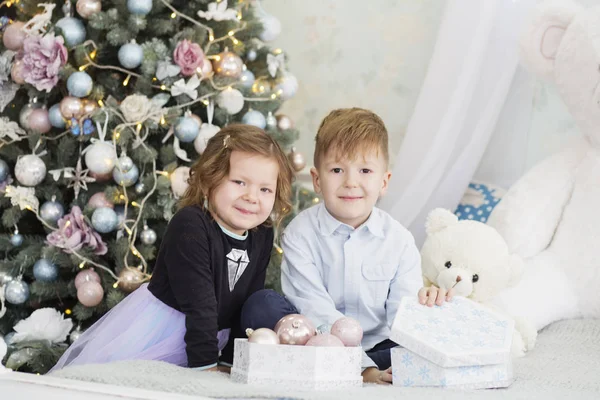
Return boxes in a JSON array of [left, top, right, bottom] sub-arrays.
[[361, 263, 396, 305]]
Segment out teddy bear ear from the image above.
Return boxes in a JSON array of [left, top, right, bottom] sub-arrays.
[[425, 208, 458, 235], [507, 254, 525, 288], [519, 0, 583, 81]]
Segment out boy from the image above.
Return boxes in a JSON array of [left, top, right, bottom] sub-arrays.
[[241, 108, 451, 384]]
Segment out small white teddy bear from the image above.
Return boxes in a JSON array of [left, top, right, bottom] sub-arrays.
[[420, 208, 537, 356]]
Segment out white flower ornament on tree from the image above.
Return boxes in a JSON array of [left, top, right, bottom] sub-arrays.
[[197, 0, 238, 21], [11, 308, 73, 344]]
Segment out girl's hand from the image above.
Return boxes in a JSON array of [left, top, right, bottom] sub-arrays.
[[362, 367, 393, 385]]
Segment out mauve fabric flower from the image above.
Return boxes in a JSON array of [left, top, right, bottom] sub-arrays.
[[173, 40, 204, 76], [20, 33, 68, 92], [46, 206, 108, 255]]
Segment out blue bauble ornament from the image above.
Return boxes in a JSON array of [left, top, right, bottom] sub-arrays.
[[10, 233, 23, 247], [40, 200, 65, 224], [4, 332, 15, 345], [4, 279, 30, 305], [127, 0, 152, 15], [246, 49, 257, 62], [240, 69, 255, 89], [55, 17, 86, 47], [174, 117, 200, 143], [48, 104, 66, 128], [33, 259, 58, 282], [92, 207, 118, 233], [0, 158, 9, 182], [67, 71, 93, 98], [113, 164, 139, 187], [118, 42, 144, 69], [316, 323, 332, 335], [242, 110, 266, 129]]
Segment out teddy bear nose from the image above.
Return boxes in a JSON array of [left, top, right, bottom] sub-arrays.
[[456, 276, 462, 283]]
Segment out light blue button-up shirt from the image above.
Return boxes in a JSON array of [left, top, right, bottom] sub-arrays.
[[281, 203, 423, 369]]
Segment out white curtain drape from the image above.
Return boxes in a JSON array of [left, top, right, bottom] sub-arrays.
[[379, 0, 536, 246]]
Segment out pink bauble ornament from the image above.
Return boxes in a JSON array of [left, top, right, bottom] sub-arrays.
[[306, 333, 345, 347], [88, 192, 114, 209], [75, 268, 101, 290], [76, 0, 102, 19], [330, 317, 363, 347], [3, 21, 27, 51], [60, 96, 84, 119], [274, 314, 316, 346], [77, 281, 104, 307], [11, 60, 26, 84], [89, 171, 113, 182], [246, 328, 280, 345], [28, 108, 52, 134]]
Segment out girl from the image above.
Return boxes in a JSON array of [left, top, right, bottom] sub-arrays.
[[51, 124, 294, 372]]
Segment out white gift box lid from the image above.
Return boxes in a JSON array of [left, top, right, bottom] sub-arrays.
[[390, 296, 514, 368]]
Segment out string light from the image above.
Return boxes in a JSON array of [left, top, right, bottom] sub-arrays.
[[136, 123, 142, 132], [79, 261, 86, 269], [209, 34, 215, 42], [123, 75, 131, 86], [89, 50, 97, 60], [170, 12, 176, 18], [98, 99, 104, 107], [270, 93, 277, 99], [274, 48, 283, 54], [119, 194, 125, 200], [79, 64, 89, 71], [113, 282, 119, 288], [160, 116, 166, 125], [237, 11, 242, 20], [313, 197, 320, 204], [113, 130, 120, 140], [131, 201, 140, 208], [160, 84, 167, 91], [65, 309, 72, 315]]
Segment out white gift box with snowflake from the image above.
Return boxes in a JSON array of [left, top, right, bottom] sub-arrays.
[[390, 297, 514, 389], [231, 339, 363, 390]]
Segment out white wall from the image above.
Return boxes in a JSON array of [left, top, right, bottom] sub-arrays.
[[267, 0, 446, 167]]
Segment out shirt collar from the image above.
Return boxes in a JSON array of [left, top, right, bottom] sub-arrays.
[[317, 203, 385, 238]]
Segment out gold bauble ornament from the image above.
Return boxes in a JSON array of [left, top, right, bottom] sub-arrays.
[[82, 99, 98, 115], [60, 96, 84, 119], [76, 0, 102, 19], [118, 268, 145, 293], [212, 51, 243, 78], [288, 147, 306, 172]]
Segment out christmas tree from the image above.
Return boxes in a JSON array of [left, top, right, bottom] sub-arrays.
[[0, 0, 317, 373]]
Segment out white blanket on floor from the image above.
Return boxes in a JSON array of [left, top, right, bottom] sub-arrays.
[[50, 319, 600, 400]]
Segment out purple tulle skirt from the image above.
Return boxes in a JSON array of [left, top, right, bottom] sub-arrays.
[[50, 283, 230, 372]]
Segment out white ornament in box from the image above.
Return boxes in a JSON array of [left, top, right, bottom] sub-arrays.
[[231, 339, 363, 390], [390, 296, 514, 389]]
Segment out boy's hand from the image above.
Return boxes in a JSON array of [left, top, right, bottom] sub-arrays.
[[418, 285, 454, 307], [362, 367, 393, 385]]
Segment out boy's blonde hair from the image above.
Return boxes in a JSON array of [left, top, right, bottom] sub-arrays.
[[178, 124, 295, 227], [313, 108, 389, 168]]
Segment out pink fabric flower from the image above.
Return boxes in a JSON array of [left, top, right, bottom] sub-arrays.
[[20, 33, 68, 92], [173, 40, 204, 76], [46, 206, 108, 255]]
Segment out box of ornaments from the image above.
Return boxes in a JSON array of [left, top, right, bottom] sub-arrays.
[[231, 314, 364, 390], [390, 296, 515, 389]]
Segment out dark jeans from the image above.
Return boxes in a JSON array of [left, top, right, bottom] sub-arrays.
[[240, 289, 398, 370]]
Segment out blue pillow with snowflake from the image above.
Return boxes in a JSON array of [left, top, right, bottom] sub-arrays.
[[455, 182, 506, 223]]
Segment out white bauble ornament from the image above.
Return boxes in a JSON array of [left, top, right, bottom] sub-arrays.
[[259, 14, 281, 42], [216, 88, 244, 115], [15, 155, 46, 186], [140, 226, 157, 245], [275, 73, 299, 100], [84, 142, 117, 175], [170, 166, 190, 199], [194, 123, 220, 154]]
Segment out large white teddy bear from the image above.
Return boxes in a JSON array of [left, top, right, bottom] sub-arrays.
[[487, 0, 600, 331], [420, 209, 536, 356]]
